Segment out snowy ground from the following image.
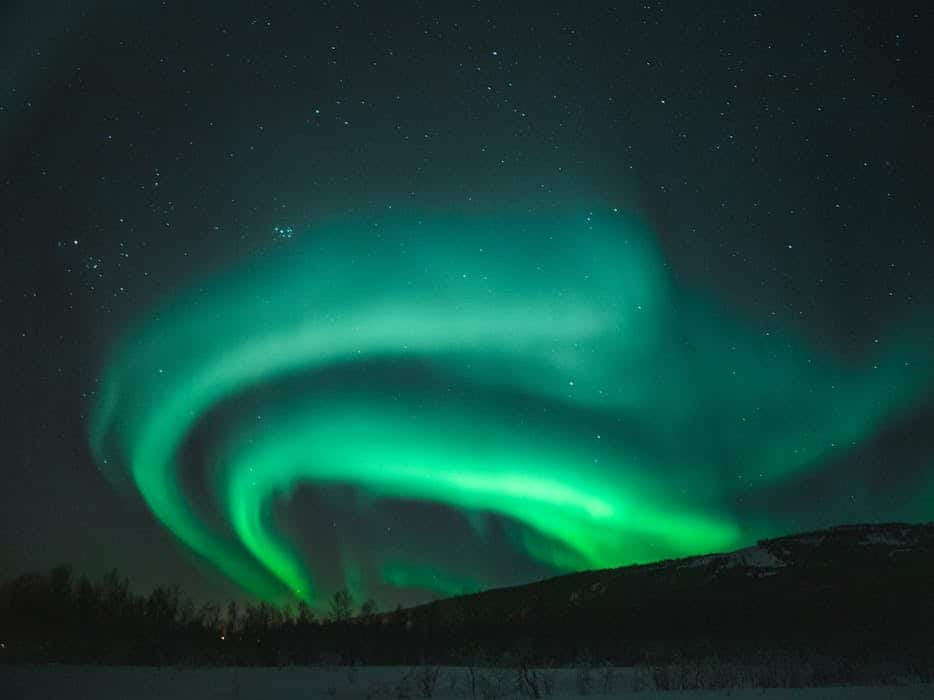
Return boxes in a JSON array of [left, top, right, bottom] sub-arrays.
[[1, 665, 930, 700]]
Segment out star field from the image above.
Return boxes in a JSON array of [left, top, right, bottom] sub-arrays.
[[1, 1, 932, 607]]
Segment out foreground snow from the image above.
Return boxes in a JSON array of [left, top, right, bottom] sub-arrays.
[[1, 665, 930, 700]]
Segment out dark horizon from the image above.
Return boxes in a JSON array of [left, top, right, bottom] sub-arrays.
[[4, 520, 932, 684], [3, 518, 931, 610]]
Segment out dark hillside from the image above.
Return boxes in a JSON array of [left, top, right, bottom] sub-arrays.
[[2, 522, 932, 674]]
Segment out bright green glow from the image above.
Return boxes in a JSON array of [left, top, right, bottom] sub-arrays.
[[89, 208, 933, 605], [220, 394, 741, 599]]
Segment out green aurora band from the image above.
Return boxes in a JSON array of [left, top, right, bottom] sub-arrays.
[[89, 208, 933, 606]]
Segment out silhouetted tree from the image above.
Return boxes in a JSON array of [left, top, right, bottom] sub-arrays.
[[225, 600, 239, 636], [296, 600, 315, 626], [328, 588, 354, 623], [198, 602, 222, 632]]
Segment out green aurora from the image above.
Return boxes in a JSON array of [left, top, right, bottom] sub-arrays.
[[89, 208, 933, 607]]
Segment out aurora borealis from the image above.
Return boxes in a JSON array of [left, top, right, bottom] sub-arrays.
[[87, 209, 933, 606], [3, 2, 933, 609]]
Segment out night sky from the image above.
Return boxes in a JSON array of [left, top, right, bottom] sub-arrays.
[[2, 1, 933, 610]]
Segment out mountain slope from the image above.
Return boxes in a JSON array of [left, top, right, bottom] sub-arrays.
[[386, 522, 934, 663]]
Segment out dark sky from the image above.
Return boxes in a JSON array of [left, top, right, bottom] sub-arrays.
[[2, 1, 932, 609]]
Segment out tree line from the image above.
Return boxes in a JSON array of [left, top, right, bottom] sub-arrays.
[[0, 565, 386, 666], [1, 553, 933, 688]]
